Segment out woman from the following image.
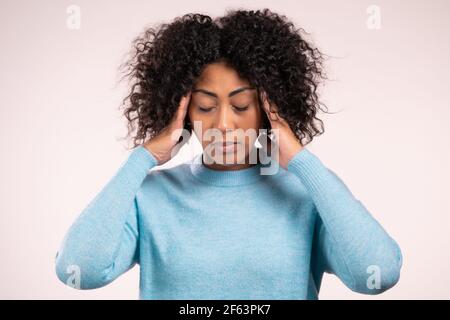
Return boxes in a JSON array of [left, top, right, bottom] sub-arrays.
[[55, 9, 402, 299]]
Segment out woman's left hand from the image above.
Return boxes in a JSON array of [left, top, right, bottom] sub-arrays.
[[260, 90, 304, 170]]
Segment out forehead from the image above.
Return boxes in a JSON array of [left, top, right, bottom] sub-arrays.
[[194, 61, 250, 89]]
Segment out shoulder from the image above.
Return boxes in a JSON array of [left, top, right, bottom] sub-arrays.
[[142, 159, 193, 186], [261, 164, 313, 203], [134, 159, 194, 204], [264, 164, 307, 190]]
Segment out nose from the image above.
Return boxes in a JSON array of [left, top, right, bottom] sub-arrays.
[[214, 104, 236, 133]]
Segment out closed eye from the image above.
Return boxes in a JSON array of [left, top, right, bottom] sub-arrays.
[[198, 105, 249, 113], [198, 106, 214, 113], [233, 105, 249, 112]]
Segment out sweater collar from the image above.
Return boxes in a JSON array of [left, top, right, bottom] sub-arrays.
[[189, 153, 267, 187]]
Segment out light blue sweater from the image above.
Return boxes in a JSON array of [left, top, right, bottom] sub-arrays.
[[55, 146, 402, 299]]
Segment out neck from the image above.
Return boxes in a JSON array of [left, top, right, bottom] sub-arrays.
[[202, 149, 261, 171], [190, 152, 265, 187]]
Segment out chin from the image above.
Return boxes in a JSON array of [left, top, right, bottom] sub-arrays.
[[203, 150, 251, 166]]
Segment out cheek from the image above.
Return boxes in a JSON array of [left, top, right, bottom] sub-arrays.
[[235, 110, 262, 148], [239, 108, 261, 130]]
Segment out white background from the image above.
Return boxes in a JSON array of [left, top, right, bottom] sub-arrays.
[[0, 0, 449, 299]]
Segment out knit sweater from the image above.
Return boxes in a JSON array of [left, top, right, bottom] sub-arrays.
[[55, 146, 402, 299]]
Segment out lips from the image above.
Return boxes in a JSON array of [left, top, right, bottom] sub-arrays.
[[212, 141, 240, 153]]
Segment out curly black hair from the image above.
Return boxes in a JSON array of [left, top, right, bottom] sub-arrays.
[[118, 8, 331, 149]]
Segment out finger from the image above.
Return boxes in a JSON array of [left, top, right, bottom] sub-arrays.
[[260, 91, 270, 118], [260, 91, 280, 122], [177, 91, 191, 121], [171, 91, 191, 125], [176, 94, 191, 133]]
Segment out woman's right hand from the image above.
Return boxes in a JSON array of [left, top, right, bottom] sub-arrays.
[[143, 91, 192, 166]]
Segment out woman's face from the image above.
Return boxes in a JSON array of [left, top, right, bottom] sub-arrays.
[[187, 61, 264, 170]]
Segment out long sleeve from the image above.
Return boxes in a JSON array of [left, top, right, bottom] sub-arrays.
[[55, 146, 158, 289], [287, 148, 403, 294]]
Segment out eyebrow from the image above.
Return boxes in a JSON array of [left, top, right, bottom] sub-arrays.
[[192, 86, 255, 98]]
